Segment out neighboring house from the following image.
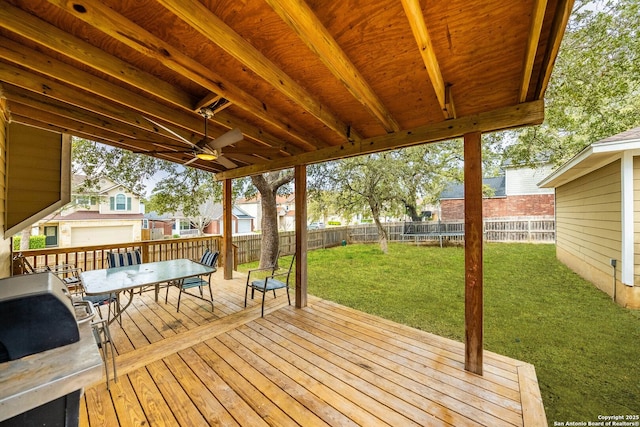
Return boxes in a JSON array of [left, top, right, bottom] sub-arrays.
[[237, 195, 294, 231], [142, 211, 174, 240], [207, 204, 255, 235], [539, 127, 640, 309], [439, 161, 555, 221], [37, 176, 144, 247]]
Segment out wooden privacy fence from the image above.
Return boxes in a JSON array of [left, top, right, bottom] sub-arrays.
[[13, 219, 554, 273]]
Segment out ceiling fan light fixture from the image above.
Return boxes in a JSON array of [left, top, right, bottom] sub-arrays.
[[196, 152, 217, 161]]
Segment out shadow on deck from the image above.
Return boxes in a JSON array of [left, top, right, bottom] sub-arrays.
[[82, 269, 546, 426]]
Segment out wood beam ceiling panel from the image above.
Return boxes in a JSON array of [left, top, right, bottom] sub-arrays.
[[264, 0, 399, 133], [6, 101, 224, 173], [401, 0, 454, 119], [0, 37, 301, 160], [536, 0, 575, 98], [157, 0, 362, 143], [45, 0, 324, 152], [217, 101, 544, 180], [0, 4, 303, 156], [0, 1, 197, 111], [519, 0, 548, 102]]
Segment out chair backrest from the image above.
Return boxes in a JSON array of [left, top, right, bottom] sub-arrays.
[[282, 253, 296, 284], [107, 250, 142, 268], [199, 250, 219, 270]]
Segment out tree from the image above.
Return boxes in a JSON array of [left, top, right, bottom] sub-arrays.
[[73, 138, 288, 267], [504, 0, 640, 166], [317, 153, 404, 253], [249, 171, 294, 267]]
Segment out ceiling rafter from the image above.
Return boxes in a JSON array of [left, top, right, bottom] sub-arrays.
[[5, 83, 274, 169], [0, 11, 299, 157], [263, 0, 400, 133], [0, 2, 197, 112], [400, 0, 455, 119], [536, 0, 574, 98], [519, 0, 548, 102], [156, 0, 361, 143], [7, 99, 221, 168], [217, 101, 544, 180], [45, 0, 325, 152], [0, 38, 301, 158]]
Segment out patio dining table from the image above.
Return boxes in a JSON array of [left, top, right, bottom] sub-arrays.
[[80, 259, 216, 325]]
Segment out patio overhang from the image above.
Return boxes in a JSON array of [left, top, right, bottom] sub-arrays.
[[0, 0, 575, 377]]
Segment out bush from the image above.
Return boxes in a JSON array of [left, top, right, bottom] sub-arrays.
[[30, 235, 46, 249], [13, 235, 47, 250], [328, 221, 341, 226]]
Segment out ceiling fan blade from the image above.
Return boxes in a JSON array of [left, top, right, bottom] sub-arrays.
[[205, 128, 243, 150], [183, 157, 199, 166], [216, 155, 237, 168], [143, 116, 196, 147]]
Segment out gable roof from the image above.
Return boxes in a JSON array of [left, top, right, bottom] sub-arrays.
[[1, 0, 573, 179], [539, 126, 640, 188], [440, 176, 506, 200], [210, 204, 254, 220]]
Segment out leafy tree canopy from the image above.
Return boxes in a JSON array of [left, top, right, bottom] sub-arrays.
[[505, 0, 640, 166]]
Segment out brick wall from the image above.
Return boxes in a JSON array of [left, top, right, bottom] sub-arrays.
[[440, 194, 555, 221]]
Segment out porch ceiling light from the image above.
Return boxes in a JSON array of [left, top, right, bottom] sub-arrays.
[[196, 152, 217, 161]]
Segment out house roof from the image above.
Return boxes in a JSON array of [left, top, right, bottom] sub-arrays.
[[211, 204, 254, 220], [144, 211, 173, 221], [48, 210, 144, 221], [539, 126, 640, 188], [1, 0, 573, 179], [440, 176, 506, 200]]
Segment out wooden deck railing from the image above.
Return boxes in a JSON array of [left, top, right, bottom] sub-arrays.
[[12, 235, 225, 275]]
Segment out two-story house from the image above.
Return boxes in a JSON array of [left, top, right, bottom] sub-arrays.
[[37, 176, 145, 247]]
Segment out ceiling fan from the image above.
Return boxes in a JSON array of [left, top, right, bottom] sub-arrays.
[[143, 109, 242, 168]]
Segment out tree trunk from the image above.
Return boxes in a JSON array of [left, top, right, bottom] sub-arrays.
[[259, 189, 279, 268], [252, 172, 294, 268], [403, 201, 422, 221], [370, 200, 388, 254], [20, 228, 31, 251]]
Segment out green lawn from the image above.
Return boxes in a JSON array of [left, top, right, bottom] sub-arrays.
[[241, 243, 640, 424]]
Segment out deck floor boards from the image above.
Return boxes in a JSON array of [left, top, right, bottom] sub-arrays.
[[81, 269, 546, 426]]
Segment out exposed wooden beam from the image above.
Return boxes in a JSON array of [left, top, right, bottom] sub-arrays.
[[0, 40, 302, 157], [194, 93, 222, 113], [264, 0, 399, 133], [294, 164, 308, 309], [537, 0, 575, 97], [0, 9, 300, 155], [9, 110, 223, 173], [156, 0, 360, 143], [464, 131, 483, 375], [519, 0, 548, 102], [0, 2, 196, 112], [216, 100, 544, 180], [401, 0, 455, 119], [45, 0, 325, 151]]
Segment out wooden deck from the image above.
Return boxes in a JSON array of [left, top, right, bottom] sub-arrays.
[[81, 270, 546, 426]]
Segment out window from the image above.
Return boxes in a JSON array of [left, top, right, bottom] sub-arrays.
[[142, 219, 149, 229], [110, 193, 132, 211], [116, 194, 126, 210], [44, 226, 58, 247]]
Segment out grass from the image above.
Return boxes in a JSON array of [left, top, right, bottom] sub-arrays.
[[240, 243, 640, 424]]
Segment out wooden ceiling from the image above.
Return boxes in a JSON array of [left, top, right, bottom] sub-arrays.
[[0, 0, 573, 179]]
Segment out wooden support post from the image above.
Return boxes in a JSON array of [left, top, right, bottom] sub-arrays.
[[294, 164, 308, 309], [222, 178, 233, 280], [464, 131, 483, 375]]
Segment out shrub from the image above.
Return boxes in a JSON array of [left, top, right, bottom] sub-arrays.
[[328, 221, 341, 226], [13, 235, 47, 250]]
